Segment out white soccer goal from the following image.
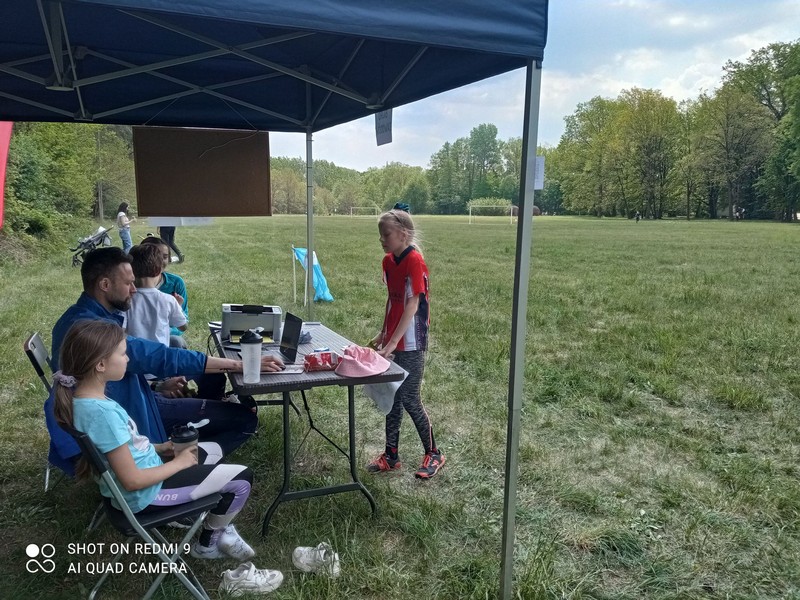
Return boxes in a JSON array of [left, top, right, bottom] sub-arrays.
[[350, 206, 380, 219], [468, 204, 515, 224]]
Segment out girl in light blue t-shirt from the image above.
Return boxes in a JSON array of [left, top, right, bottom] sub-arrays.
[[52, 320, 279, 576]]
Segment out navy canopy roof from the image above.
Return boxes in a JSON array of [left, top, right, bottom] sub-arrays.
[[0, 0, 548, 132]]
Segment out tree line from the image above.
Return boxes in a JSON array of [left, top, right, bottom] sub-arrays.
[[269, 124, 524, 217], [3, 38, 797, 245], [545, 40, 800, 220], [3, 122, 135, 238]]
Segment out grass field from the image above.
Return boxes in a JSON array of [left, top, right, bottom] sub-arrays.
[[1, 215, 799, 599]]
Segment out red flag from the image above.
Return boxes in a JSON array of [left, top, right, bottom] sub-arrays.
[[0, 121, 12, 229]]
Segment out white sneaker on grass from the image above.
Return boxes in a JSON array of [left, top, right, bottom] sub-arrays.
[[292, 541, 341, 578], [190, 525, 255, 561], [218, 525, 256, 561], [190, 541, 226, 560], [219, 562, 283, 596]]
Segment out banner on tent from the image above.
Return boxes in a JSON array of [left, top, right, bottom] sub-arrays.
[[375, 109, 392, 146], [0, 122, 12, 229]]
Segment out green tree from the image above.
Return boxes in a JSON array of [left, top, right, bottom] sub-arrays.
[[5, 122, 128, 236], [497, 137, 522, 202], [536, 145, 564, 215], [94, 126, 135, 220], [694, 85, 774, 218], [467, 123, 501, 199], [427, 141, 462, 214], [757, 118, 800, 220], [270, 168, 305, 214], [617, 88, 681, 219], [399, 175, 430, 213], [558, 96, 621, 216], [331, 178, 365, 215], [724, 41, 797, 122], [675, 99, 703, 219], [362, 162, 424, 210], [725, 40, 800, 220]]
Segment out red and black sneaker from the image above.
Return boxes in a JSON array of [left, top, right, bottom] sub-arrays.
[[366, 453, 401, 473], [414, 451, 446, 479]]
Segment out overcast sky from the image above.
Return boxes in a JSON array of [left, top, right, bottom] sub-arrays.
[[269, 0, 800, 172]]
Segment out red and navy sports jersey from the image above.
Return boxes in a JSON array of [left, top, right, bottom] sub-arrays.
[[381, 246, 429, 351]]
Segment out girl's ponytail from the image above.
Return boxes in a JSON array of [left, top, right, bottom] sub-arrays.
[[52, 371, 92, 480]]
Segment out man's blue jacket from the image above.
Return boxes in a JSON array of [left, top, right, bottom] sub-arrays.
[[45, 292, 207, 474]]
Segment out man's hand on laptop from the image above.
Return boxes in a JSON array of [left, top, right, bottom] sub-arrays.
[[262, 354, 284, 372]]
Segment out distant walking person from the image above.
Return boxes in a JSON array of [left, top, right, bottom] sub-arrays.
[[116, 202, 136, 253], [159, 226, 184, 263], [635, 210, 641, 223], [367, 204, 445, 479]]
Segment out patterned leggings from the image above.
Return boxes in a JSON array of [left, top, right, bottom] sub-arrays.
[[385, 350, 437, 455], [141, 464, 252, 533]]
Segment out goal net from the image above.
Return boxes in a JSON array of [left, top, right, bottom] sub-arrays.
[[350, 206, 380, 219], [468, 204, 515, 224]]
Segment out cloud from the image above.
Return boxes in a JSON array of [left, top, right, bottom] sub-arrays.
[[271, 1, 800, 171]]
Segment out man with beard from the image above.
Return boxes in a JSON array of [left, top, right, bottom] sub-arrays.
[[44, 247, 283, 475]]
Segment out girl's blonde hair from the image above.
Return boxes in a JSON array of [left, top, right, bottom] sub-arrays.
[[378, 209, 424, 256], [53, 319, 126, 479]]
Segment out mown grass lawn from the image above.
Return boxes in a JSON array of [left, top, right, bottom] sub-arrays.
[[1, 215, 799, 599]]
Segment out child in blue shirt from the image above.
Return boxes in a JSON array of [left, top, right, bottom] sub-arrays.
[[52, 319, 278, 572]]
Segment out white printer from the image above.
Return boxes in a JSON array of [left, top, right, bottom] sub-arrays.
[[221, 304, 282, 341]]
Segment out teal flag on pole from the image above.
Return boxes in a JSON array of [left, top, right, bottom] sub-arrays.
[[293, 247, 334, 302]]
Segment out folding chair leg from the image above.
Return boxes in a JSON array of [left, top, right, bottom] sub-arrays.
[[87, 502, 106, 532], [149, 529, 208, 596], [143, 561, 210, 600], [88, 544, 127, 600], [143, 514, 211, 600], [44, 463, 66, 494]]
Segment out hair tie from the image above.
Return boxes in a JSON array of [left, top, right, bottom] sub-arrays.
[[393, 202, 410, 213], [53, 371, 77, 389]]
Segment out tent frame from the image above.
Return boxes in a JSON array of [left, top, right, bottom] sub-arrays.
[[1, 2, 548, 596], [500, 58, 541, 597], [3, 0, 432, 128]]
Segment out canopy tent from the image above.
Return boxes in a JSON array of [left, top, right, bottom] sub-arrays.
[[0, 0, 546, 129], [0, 1, 548, 596]]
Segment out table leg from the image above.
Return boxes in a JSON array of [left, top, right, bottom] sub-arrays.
[[261, 391, 292, 536], [260, 387, 378, 536], [349, 385, 377, 517]]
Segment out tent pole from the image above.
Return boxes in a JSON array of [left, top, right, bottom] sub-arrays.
[[305, 130, 314, 320], [500, 58, 542, 600]]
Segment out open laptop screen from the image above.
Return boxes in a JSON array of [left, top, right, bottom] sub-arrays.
[[279, 312, 303, 363]]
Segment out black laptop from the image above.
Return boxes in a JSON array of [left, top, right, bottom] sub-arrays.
[[277, 312, 303, 363]]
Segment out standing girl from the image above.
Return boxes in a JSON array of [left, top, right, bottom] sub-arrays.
[[52, 319, 283, 592], [368, 206, 445, 479], [116, 202, 136, 253]]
